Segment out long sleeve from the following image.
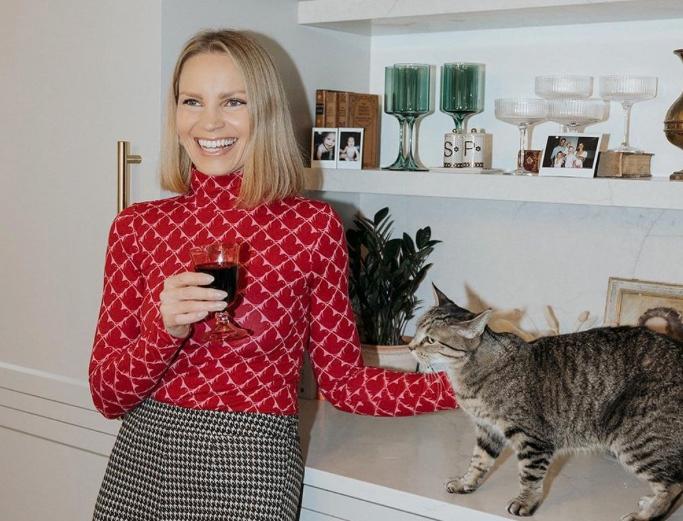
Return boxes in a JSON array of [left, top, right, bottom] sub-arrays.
[[88, 207, 185, 419], [306, 207, 457, 416]]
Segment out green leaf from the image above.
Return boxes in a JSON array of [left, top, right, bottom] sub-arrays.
[[373, 207, 389, 225]]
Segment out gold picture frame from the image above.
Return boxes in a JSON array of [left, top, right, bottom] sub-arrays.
[[604, 277, 683, 337]]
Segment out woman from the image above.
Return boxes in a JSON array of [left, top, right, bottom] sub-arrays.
[[89, 29, 456, 521]]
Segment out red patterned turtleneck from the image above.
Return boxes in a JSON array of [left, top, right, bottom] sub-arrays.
[[89, 168, 457, 419]]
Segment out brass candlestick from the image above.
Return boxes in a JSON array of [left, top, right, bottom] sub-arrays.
[[664, 49, 683, 180]]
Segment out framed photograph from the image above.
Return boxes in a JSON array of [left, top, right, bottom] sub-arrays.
[[604, 277, 683, 339], [539, 133, 605, 178], [336, 127, 364, 170], [311, 128, 338, 168]]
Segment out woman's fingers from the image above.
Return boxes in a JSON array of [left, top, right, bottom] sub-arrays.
[[159, 271, 228, 337]]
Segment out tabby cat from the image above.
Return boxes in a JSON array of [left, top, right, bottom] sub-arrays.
[[410, 285, 682, 520]]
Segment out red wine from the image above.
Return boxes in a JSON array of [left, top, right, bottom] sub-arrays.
[[196, 262, 238, 302]]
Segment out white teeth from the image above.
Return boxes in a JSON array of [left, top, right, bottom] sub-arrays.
[[197, 138, 236, 149]]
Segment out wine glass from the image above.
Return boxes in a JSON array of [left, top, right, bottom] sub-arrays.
[[535, 74, 593, 99], [599, 75, 658, 152], [547, 99, 610, 133], [190, 242, 249, 340], [440, 62, 485, 133], [383, 63, 431, 171], [494, 98, 548, 175], [383, 65, 407, 170]]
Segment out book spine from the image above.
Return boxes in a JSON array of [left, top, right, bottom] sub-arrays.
[[337, 91, 350, 127], [348, 93, 380, 169], [323, 90, 338, 128], [314, 89, 324, 127]]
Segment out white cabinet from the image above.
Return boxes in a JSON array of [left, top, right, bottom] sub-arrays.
[[296, 0, 683, 342], [298, 0, 683, 35]]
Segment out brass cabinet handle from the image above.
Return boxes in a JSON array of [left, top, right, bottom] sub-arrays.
[[117, 140, 142, 213]]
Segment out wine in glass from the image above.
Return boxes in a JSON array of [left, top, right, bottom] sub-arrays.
[[495, 98, 548, 175], [599, 75, 657, 152], [440, 62, 485, 133], [383, 63, 431, 171], [190, 242, 249, 340]]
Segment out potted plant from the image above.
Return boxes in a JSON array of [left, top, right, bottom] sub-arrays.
[[346, 207, 441, 371]]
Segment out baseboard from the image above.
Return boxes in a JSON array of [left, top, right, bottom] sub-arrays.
[[0, 361, 117, 457]]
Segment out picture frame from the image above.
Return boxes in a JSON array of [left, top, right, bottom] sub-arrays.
[[311, 128, 338, 168], [336, 127, 364, 170], [539, 133, 605, 178], [604, 277, 683, 338]]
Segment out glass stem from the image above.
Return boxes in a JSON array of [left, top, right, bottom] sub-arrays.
[[621, 101, 633, 149], [406, 117, 415, 161], [518, 124, 528, 171], [398, 117, 406, 160]]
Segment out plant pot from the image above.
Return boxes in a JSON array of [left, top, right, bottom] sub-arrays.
[[361, 337, 419, 372]]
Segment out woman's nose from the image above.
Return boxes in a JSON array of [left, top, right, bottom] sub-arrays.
[[200, 107, 225, 131]]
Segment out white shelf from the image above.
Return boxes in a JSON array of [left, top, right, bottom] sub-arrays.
[[304, 168, 683, 211], [297, 0, 683, 35]]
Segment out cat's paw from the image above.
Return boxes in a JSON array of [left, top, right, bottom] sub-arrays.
[[507, 498, 539, 516], [620, 513, 647, 521], [637, 495, 654, 510], [446, 478, 478, 494]]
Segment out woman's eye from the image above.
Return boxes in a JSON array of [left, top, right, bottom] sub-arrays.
[[225, 98, 246, 108], [181, 98, 200, 106]]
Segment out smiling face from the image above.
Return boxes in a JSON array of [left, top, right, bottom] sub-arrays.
[[176, 52, 250, 176], [323, 133, 336, 148]]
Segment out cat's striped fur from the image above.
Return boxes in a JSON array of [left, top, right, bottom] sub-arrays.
[[410, 285, 683, 520]]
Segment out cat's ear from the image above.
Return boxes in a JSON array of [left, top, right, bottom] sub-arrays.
[[432, 283, 454, 306], [456, 309, 492, 340]]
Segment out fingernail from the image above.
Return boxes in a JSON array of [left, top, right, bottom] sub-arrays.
[[213, 301, 228, 310], [213, 290, 228, 299], [198, 311, 209, 318], [203, 274, 215, 284]]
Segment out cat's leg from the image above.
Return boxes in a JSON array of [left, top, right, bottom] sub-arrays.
[[447, 423, 505, 494], [507, 435, 555, 516], [619, 481, 682, 521], [615, 435, 683, 521]]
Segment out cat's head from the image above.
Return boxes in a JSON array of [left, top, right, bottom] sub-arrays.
[[409, 284, 492, 371]]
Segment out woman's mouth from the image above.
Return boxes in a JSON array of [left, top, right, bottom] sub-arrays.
[[196, 138, 237, 155]]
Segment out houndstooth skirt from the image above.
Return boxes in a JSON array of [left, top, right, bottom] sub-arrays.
[[93, 399, 303, 521]]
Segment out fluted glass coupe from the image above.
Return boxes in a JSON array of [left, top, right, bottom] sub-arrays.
[[599, 75, 657, 152], [495, 98, 548, 175]]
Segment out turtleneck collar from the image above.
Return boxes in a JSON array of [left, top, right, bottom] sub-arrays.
[[189, 166, 243, 199]]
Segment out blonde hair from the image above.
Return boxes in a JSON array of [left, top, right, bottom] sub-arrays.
[[160, 29, 304, 207]]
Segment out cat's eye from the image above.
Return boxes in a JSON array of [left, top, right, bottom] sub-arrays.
[[425, 336, 436, 344]]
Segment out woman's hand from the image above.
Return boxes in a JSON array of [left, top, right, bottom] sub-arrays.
[[159, 272, 228, 339]]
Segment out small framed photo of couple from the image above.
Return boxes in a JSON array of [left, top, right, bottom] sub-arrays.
[[311, 128, 338, 168], [336, 128, 363, 170], [539, 134, 606, 178]]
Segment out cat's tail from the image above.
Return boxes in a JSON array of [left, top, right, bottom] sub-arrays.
[[637, 306, 683, 341]]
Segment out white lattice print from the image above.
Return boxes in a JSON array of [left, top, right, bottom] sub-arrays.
[[89, 169, 456, 418]]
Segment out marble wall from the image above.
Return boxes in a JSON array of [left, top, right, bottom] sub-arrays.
[[314, 191, 683, 337]]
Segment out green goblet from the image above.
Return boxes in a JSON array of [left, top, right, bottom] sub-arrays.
[[440, 63, 485, 133], [383, 65, 407, 170], [383, 63, 431, 171]]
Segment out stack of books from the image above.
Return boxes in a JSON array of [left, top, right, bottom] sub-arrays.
[[315, 89, 380, 169]]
